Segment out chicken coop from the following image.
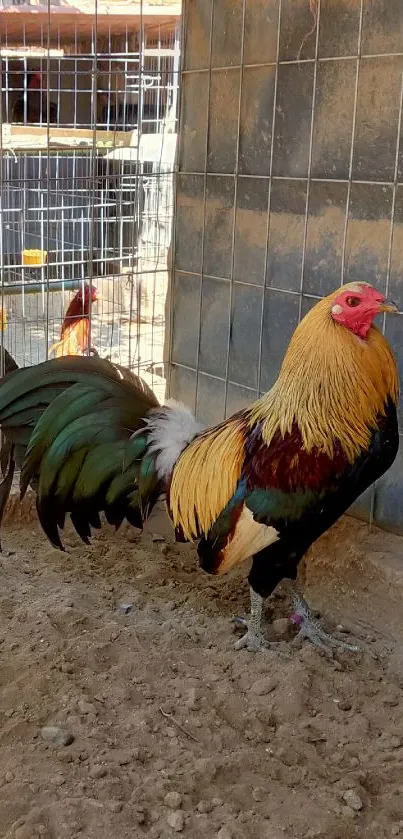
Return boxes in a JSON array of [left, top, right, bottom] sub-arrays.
[[0, 0, 180, 401], [170, 0, 403, 536]]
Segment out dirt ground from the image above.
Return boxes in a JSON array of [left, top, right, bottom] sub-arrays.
[[1, 498, 403, 839]]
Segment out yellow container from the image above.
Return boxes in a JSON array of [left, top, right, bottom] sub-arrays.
[[22, 249, 48, 267]]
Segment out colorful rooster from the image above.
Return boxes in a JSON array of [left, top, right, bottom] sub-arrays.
[[0, 282, 398, 650], [49, 284, 99, 358]]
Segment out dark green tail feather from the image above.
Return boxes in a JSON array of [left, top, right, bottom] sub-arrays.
[[0, 436, 13, 477], [0, 356, 163, 548], [20, 385, 114, 496]]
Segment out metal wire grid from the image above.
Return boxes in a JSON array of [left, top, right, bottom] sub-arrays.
[[171, 0, 403, 525], [0, 12, 180, 401], [173, 0, 403, 404], [0, 27, 176, 132]]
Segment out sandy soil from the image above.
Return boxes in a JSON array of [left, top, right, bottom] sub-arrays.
[[1, 499, 403, 839]]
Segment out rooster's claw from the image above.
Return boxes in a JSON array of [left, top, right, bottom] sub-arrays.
[[234, 629, 268, 652]]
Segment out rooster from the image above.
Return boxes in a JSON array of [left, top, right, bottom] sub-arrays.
[[0, 282, 398, 651], [49, 284, 99, 358], [11, 71, 57, 124]]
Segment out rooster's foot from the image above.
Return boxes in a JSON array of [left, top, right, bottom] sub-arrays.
[[290, 595, 360, 653], [234, 625, 268, 652], [234, 588, 268, 652]]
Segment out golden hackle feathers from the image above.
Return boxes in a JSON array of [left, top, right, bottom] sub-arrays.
[[248, 283, 399, 462], [49, 320, 89, 358], [169, 419, 245, 541]]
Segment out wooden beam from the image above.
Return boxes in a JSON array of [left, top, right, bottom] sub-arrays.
[[1, 123, 135, 152]]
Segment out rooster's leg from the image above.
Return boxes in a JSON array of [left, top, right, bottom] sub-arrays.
[[234, 587, 268, 652], [288, 588, 360, 653]]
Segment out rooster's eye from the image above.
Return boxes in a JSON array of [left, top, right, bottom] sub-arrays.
[[346, 296, 360, 307]]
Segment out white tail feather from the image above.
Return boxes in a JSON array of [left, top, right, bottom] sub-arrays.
[[145, 400, 203, 480]]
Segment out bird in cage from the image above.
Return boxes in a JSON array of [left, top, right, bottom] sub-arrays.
[[49, 284, 100, 359], [0, 282, 399, 652], [11, 70, 58, 125]]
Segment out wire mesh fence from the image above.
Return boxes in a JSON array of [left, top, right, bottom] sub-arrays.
[[0, 4, 180, 402], [171, 0, 403, 533]]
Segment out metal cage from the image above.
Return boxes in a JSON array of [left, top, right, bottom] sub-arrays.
[[0, 4, 180, 403]]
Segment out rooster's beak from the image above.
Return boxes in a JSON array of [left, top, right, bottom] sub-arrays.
[[379, 299, 398, 314]]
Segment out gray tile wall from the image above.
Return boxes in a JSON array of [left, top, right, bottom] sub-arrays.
[[171, 0, 403, 534]]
